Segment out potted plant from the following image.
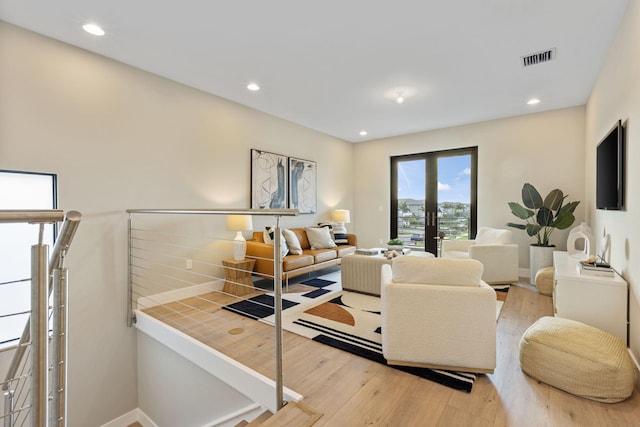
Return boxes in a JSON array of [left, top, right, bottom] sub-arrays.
[[387, 238, 404, 251], [506, 183, 580, 283]]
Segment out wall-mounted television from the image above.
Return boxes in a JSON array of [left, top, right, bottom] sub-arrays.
[[596, 120, 625, 210]]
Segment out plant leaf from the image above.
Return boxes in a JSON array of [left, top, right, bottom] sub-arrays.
[[559, 200, 580, 215], [508, 202, 534, 220], [506, 222, 526, 230], [552, 212, 576, 230], [536, 207, 554, 226], [543, 189, 564, 210], [525, 224, 541, 237], [522, 183, 543, 209]]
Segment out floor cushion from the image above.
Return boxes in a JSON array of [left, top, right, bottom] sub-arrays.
[[519, 316, 634, 403], [535, 266, 554, 296]]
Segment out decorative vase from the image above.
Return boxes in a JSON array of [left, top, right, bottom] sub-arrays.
[[529, 245, 555, 284], [566, 222, 594, 260]]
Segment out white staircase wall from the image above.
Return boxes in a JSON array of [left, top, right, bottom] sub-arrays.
[[137, 332, 254, 427]]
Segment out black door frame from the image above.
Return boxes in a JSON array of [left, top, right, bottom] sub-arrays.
[[390, 146, 478, 254]]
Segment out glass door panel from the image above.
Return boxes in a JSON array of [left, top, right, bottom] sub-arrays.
[[392, 148, 477, 256], [437, 155, 472, 240], [395, 159, 426, 250]]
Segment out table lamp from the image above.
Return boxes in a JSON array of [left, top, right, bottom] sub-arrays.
[[226, 214, 253, 261], [332, 209, 350, 235]]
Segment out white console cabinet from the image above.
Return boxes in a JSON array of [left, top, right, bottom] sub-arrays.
[[553, 251, 628, 343]]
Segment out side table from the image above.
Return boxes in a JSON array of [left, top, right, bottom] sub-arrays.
[[222, 258, 256, 296]]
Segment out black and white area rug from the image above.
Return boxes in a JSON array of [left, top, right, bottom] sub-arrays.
[[222, 294, 300, 319], [223, 275, 341, 319], [223, 270, 506, 392]]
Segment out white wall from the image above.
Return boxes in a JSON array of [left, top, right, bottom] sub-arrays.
[[586, 0, 640, 363], [137, 333, 254, 427], [0, 21, 353, 426], [352, 106, 586, 271]]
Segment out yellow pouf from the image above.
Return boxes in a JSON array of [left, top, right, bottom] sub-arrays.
[[535, 266, 554, 296], [519, 316, 634, 403]]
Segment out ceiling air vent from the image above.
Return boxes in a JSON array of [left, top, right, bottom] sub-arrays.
[[521, 48, 556, 67]]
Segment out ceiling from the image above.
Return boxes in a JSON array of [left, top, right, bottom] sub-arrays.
[[0, 0, 629, 142]]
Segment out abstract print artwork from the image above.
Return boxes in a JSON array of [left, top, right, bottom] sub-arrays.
[[251, 149, 287, 209], [289, 157, 317, 214]]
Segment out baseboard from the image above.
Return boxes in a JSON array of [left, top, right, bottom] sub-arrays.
[[100, 408, 158, 427], [136, 280, 223, 309], [629, 349, 640, 391]]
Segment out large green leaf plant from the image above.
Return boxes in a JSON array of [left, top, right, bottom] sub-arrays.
[[507, 183, 580, 247]]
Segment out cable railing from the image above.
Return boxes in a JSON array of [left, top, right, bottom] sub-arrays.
[[1, 210, 81, 427], [127, 208, 297, 412]]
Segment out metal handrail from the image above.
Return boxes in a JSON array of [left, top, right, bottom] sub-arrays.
[[127, 208, 297, 411], [0, 210, 64, 224], [1, 209, 81, 427], [126, 208, 296, 216], [2, 211, 81, 392]]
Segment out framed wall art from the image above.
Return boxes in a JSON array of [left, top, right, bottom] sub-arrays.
[[289, 157, 317, 214], [250, 149, 288, 209]]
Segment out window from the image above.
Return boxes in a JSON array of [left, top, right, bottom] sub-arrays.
[[391, 147, 477, 255], [0, 170, 57, 345]]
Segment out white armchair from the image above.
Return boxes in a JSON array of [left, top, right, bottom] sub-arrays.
[[441, 227, 519, 285], [381, 257, 496, 373]]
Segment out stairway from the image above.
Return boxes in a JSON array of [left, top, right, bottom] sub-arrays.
[[236, 401, 322, 427]]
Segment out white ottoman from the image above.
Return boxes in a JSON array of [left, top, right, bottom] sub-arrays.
[[519, 316, 634, 403], [341, 255, 392, 295], [341, 251, 434, 295]]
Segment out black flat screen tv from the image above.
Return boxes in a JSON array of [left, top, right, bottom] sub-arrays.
[[596, 120, 624, 210]]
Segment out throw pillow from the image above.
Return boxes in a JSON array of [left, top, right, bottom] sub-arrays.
[[321, 221, 349, 245], [332, 233, 349, 245], [305, 227, 337, 250], [282, 228, 303, 255], [263, 226, 289, 257]]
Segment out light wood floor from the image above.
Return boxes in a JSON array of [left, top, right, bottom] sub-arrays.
[[143, 279, 640, 427]]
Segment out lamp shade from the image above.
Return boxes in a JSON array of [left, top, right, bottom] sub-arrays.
[[332, 209, 350, 224], [226, 214, 253, 231]]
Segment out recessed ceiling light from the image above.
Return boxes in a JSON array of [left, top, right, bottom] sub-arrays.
[[527, 98, 541, 105], [247, 83, 260, 91], [82, 23, 105, 36], [385, 87, 416, 104], [359, 130, 368, 136]]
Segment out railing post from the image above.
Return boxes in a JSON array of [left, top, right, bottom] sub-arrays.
[[273, 220, 284, 411], [31, 244, 48, 427], [51, 267, 68, 427], [127, 216, 134, 327], [3, 390, 14, 427]]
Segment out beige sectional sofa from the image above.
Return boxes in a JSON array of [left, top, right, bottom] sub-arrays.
[[245, 227, 357, 280]]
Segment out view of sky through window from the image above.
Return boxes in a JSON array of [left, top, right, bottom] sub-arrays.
[[397, 155, 471, 202]]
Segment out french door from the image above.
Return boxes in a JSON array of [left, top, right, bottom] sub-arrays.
[[390, 147, 477, 255]]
